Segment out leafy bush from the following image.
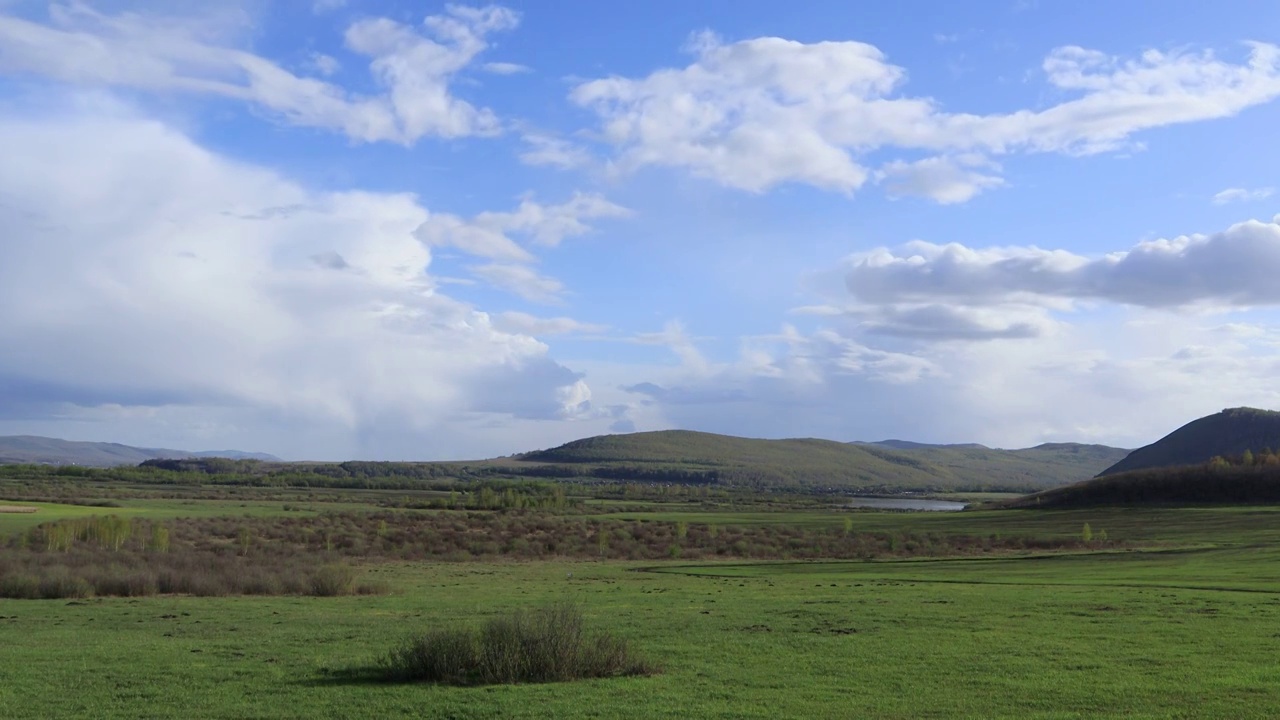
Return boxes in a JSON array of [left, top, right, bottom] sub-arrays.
[[309, 564, 355, 597], [381, 602, 655, 685]]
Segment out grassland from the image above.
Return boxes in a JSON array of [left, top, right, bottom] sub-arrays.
[[3, 478, 1280, 718]]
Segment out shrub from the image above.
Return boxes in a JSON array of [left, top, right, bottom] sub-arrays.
[[382, 602, 655, 685], [37, 571, 93, 599], [310, 564, 356, 597], [0, 574, 40, 599]]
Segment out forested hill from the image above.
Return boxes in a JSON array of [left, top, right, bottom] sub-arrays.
[[0, 435, 280, 467], [1002, 456, 1280, 508], [517, 430, 1126, 492], [855, 441, 1129, 488], [2, 429, 1127, 493], [1099, 407, 1280, 476]]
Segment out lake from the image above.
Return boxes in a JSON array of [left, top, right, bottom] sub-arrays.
[[847, 497, 967, 512]]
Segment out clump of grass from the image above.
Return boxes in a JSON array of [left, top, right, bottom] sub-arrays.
[[381, 602, 655, 685]]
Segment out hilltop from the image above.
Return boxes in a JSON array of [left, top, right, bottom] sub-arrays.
[[1099, 407, 1280, 476], [0, 435, 281, 467], [0, 429, 1127, 493], [517, 430, 1127, 492]]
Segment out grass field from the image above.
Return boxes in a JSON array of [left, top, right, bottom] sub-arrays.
[[0, 497, 386, 533], [3, 490, 1280, 718]]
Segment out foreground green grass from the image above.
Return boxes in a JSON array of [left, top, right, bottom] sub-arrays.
[[4, 531, 1280, 718]]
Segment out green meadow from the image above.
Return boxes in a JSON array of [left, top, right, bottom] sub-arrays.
[[0, 497, 382, 533], [4, 489, 1280, 719]]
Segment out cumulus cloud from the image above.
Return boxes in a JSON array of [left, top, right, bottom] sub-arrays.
[[820, 217, 1280, 343], [610, 312, 1280, 449], [846, 218, 1280, 310], [571, 33, 1280, 198], [1212, 187, 1274, 204], [0, 102, 595, 457], [0, 3, 519, 143]]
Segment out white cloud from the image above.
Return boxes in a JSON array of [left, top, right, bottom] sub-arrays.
[[634, 321, 712, 375], [846, 218, 1280, 310], [519, 132, 594, 169], [0, 3, 519, 143], [0, 101, 594, 458], [876, 154, 1005, 203], [493, 312, 607, 335], [412, 190, 629, 307], [482, 61, 531, 75], [307, 52, 340, 77], [613, 312, 1280, 450], [414, 192, 630, 266], [471, 264, 567, 304], [571, 33, 1280, 198], [1212, 187, 1274, 204]]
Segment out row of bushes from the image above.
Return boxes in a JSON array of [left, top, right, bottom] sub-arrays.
[[8, 511, 1111, 565], [0, 523, 386, 598]]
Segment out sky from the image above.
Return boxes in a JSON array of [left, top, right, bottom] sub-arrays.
[[2, 1, 1280, 460]]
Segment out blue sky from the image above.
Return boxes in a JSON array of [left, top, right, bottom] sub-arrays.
[[2, 0, 1280, 460]]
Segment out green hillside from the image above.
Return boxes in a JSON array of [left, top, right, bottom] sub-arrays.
[[858, 441, 1129, 488], [1099, 407, 1280, 476], [517, 430, 1126, 492]]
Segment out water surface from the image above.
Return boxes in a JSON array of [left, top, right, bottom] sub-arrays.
[[847, 497, 966, 512]]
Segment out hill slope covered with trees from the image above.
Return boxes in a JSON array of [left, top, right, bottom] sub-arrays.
[[518, 430, 1126, 492], [1004, 451, 1280, 508], [1099, 407, 1280, 476]]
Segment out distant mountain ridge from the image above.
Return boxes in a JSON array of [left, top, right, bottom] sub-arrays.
[[1099, 407, 1280, 476], [859, 440, 989, 450], [518, 430, 1128, 491], [0, 435, 281, 467]]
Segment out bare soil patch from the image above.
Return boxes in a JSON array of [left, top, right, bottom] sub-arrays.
[[0, 505, 38, 513]]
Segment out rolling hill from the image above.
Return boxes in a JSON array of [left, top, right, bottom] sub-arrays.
[[856, 441, 1130, 488], [1098, 407, 1280, 476], [0, 436, 281, 467], [516, 430, 1127, 492]]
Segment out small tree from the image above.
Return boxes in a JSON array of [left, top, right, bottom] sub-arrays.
[[149, 524, 170, 553], [842, 517, 854, 537], [1082, 522, 1093, 542]]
